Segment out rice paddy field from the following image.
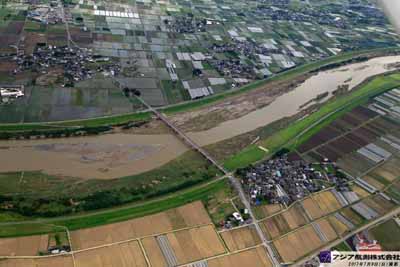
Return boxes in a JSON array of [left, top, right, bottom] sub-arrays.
[[207, 246, 272, 267], [0, 235, 49, 256], [220, 225, 261, 252], [327, 215, 351, 236], [273, 225, 324, 263], [0, 256, 74, 267], [0, 201, 277, 267], [316, 218, 338, 242], [253, 203, 283, 220], [70, 201, 211, 250], [74, 241, 147, 267], [299, 103, 400, 178], [162, 225, 226, 265], [260, 203, 310, 240]]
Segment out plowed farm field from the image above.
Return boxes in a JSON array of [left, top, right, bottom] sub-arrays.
[[220, 225, 261, 251], [0, 255, 73, 267], [165, 224, 226, 265], [74, 241, 147, 267], [141, 237, 168, 267], [207, 246, 272, 267], [71, 201, 211, 250], [260, 203, 309, 239], [316, 219, 338, 242], [273, 225, 323, 263], [312, 190, 343, 214], [327, 215, 350, 236], [302, 197, 326, 220], [0, 235, 48, 256]]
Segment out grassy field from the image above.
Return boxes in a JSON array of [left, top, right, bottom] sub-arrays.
[[370, 219, 400, 251], [332, 241, 353, 251], [223, 72, 400, 170], [0, 178, 228, 237], [1, 47, 398, 132], [0, 112, 151, 132]]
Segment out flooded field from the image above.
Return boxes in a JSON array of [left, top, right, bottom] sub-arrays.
[[1, 55, 400, 179], [0, 79, 133, 123]]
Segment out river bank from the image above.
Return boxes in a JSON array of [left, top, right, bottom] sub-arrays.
[[1, 54, 400, 179]]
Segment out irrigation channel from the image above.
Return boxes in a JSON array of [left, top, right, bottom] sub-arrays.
[[1, 55, 400, 179]]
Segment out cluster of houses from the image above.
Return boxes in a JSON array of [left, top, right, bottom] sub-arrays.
[[27, 2, 63, 25], [240, 155, 327, 206], [165, 15, 207, 34], [13, 46, 120, 86]]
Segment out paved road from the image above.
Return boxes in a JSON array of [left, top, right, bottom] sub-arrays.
[[135, 95, 281, 266], [58, 0, 72, 47]]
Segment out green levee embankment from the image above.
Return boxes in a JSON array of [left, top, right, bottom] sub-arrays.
[[0, 179, 227, 237], [223, 72, 400, 170]]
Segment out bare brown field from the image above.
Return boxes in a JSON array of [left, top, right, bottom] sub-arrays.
[[327, 215, 350, 236], [166, 225, 226, 265], [260, 214, 290, 239], [273, 225, 323, 263], [302, 197, 325, 220], [71, 201, 211, 250], [313, 191, 343, 213], [207, 246, 272, 267], [220, 225, 261, 251], [316, 219, 338, 241], [281, 204, 309, 230], [258, 203, 308, 239], [141, 237, 167, 267], [74, 241, 147, 267], [0, 235, 48, 256], [0, 255, 73, 267], [255, 204, 283, 219]]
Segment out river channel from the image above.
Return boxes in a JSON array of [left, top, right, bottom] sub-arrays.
[[1, 55, 400, 179]]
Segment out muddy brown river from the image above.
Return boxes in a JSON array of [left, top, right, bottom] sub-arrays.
[[1, 55, 400, 179]]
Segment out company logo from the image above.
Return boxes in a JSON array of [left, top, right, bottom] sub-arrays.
[[319, 251, 332, 263]]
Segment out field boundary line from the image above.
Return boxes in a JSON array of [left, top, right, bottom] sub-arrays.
[[137, 239, 152, 267], [177, 244, 265, 267], [212, 223, 230, 253], [294, 207, 400, 266], [257, 186, 335, 222], [265, 174, 400, 244], [299, 115, 380, 156], [0, 254, 72, 260], [72, 223, 214, 254], [217, 222, 255, 234]]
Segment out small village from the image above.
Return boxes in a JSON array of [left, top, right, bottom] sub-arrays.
[[13, 46, 121, 86], [239, 154, 349, 206]]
